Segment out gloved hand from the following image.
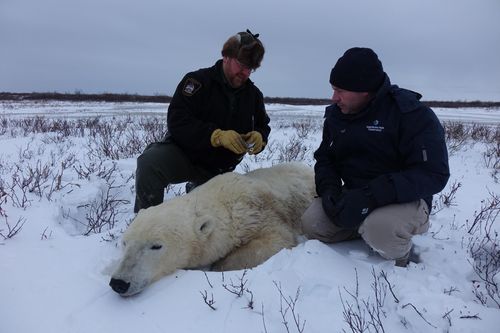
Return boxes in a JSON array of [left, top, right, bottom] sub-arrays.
[[241, 131, 265, 155], [327, 175, 397, 229], [333, 188, 377, 229], [321, 189, 341, 222], [210, 129, 247, 154]]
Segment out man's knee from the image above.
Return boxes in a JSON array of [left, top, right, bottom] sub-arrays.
[[134, 143, 174, 212], [301, 198, 360, 243], [136, 142, 186, 183], [359, 201, 428, 259], [136, 143, 161, 173], [300, 198, 326, 239], [360, 224, 412, 260], [300, 204, 314, 237]]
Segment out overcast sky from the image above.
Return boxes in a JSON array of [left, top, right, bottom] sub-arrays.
[[1, 0, 499, 101]]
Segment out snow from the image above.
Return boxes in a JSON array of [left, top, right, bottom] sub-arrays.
[[1, 101, 500, 333]]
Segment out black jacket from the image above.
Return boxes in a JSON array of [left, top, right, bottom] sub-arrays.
[[314, 75, 450, 210], [167, 60, 271, 172]]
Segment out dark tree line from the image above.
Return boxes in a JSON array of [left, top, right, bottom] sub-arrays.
[[1, 92, 500, 108]]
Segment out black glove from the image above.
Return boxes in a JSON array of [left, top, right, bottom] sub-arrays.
[[321, 191, 340, 222], [320, 175, 397, 229], [333, 175, 397, 229], [332, 188, 377, 229]]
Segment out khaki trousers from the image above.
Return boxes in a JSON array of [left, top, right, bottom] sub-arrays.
[[301, 198, 430, 260]]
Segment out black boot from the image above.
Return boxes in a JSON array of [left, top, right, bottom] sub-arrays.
[[395, 246, 420, 267]]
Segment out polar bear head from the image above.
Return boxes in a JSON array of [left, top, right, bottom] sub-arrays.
[[109, 194, 230, 296]]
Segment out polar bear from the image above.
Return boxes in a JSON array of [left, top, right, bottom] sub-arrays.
[[109, 162, 315, 296]]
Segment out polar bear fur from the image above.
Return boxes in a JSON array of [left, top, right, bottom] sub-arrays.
[[110, 162, 314, 296]]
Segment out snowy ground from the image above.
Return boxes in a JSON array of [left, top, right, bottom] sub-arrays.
[[1, 101, 500, 333]]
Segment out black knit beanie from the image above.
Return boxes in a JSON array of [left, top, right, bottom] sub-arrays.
[[329, 47, 385, 92]]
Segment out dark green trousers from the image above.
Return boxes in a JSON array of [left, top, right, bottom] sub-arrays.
[[134, 141, 217, 213]]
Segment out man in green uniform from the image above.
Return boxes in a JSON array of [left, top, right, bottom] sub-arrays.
[[134, 30, 270, 213]]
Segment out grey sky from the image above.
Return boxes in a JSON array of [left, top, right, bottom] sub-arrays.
[[1, 0, 499, 101]]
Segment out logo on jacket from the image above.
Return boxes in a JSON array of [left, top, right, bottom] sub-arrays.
[[182, 78, 202, 96], [366, 120, 384, 132]]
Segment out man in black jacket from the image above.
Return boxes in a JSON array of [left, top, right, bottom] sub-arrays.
[[134, 30, 270, 213], [301, 47, 450, 266]]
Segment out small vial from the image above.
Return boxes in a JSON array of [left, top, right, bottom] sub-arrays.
[[247, 142, 255, 152]]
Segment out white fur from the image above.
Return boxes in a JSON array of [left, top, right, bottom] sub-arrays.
[[111, 162, 314, 296]]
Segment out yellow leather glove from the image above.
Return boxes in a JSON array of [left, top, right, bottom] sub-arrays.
[[210, 129, 247, 154], [241, 131, 265, 155]]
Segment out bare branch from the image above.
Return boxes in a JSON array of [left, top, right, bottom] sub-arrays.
[[273, 281, 306, 333], [402, 303, 437, 329], [199, 290, 216, 311], [203, 271, 213, 289], [0, 216, 25, 240]]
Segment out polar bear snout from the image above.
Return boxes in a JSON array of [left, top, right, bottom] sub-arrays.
[[109, 278, 131, 295]]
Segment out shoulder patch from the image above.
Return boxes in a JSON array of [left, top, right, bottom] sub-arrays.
[[182, 77, 202, 96]]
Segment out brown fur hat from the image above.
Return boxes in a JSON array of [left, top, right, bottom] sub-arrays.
[[221, 29, 265, 69]]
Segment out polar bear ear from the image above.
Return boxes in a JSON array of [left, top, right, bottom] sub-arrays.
[[196, 219, 214, 237]]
